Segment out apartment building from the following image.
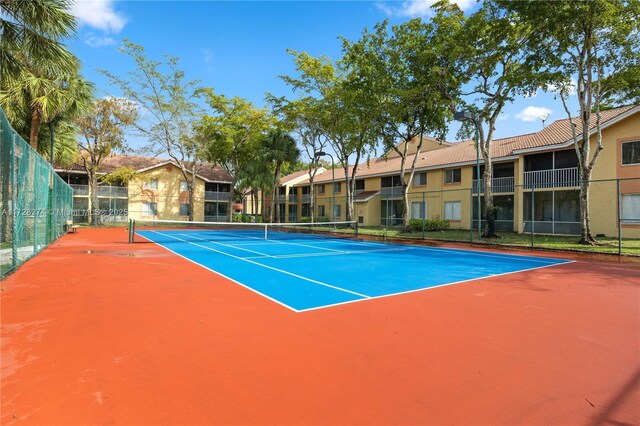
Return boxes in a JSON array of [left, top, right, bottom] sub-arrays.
[[56, 155, 233, 222], [288, 104, 639, 237]]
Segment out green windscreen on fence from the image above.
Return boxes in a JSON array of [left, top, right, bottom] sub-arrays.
[[0, 108, 74, 277]]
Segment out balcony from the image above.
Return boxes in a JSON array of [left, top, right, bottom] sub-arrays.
[[301, 194, 312, 203], [288, 194, 297, 203], [205, 191, 230, 202], [380, 186, 403, 199], [523, 167, 579, 189], [70, 184, 128, 198], [472, 177, 515, 194]]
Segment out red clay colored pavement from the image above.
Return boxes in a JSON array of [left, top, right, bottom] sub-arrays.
[[1, 228, 639, 425]]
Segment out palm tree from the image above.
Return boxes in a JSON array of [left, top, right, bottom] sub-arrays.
[[1, 0, 77, 82], [262, 130, 300, 223], [0, 62, 94, 150]]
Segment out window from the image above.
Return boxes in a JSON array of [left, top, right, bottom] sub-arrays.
[[142, 202, 157, 216], [381, 175, 402, 188], [622, 141, 640, 165], [355, 180, 365, 191], [333, 204, 341, 218], [143, 179, 158, 190], [444, 201, 461, 220], [180, 181, 189, 192], [622, 194, 640, 223], [317, 184, 325, 194], [333, 182, 342, 193], [180, 203, 190, 216], [317, 205, 326, 217], [444, 169, 461, 184], [413, 172, 427, 187], [411, 202, 426, 219]]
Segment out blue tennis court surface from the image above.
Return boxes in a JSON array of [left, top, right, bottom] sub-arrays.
[[137, 229, 572, 312]]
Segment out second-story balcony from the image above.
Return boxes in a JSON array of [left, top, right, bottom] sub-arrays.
[[205, 191, 230, 202], [380, 186, 403, 199], [301, 194, 312, 203], [472, 177, 515, 194], [288, 194, 297, 203], [523, 167, 579, 189], [71, 184, 128, 198]]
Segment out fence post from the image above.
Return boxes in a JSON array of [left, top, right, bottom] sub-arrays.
[[617, 179, 622, 256], [422, 191, 426, 240], [530, 186, 535, 249], [11, 134, 18, 269], [469, 188, 473, 243]]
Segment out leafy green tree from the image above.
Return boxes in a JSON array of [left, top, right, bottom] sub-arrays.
[[197, 90, 274, 220], [443, 0, 548, 237], [282, 50, 377, 222], [502, 0, 640, 244], [262, 130, 300, 223], [342, 14, 462, 227], [75, 98, 138, 225], [236, 158, 272, 220], [268, 95, 328, 222], [0, 60, 94, 151], [0, 0, 77, 82], [101, 40, 203, 221]]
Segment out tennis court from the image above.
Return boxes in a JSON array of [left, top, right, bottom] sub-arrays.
[[2, 227, 639, 425], [132, 220, 571, 311]]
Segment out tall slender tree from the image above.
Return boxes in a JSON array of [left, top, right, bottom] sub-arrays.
[[101, 40, 203, 221], [262, 130, 300, 223], [75, 98, 138, 225], [502, 0, 640, 244]]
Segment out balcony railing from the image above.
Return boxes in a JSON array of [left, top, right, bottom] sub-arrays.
[[380, 186, 403, 199], [301, 194, 312, 203], [523, 167, 579, 189], [472, 177, 515, 194], [70, 184, 128, 198], [205, 191, 230, 201], [288, 194, 297, 203]]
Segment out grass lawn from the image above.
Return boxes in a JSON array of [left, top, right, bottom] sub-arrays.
[[357, 226, 640, 256]]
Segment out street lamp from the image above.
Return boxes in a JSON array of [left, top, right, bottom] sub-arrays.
[[454, 111, 482, 239], [314, 151, 335, 222]]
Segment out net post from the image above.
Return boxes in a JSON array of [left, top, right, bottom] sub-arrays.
[[128, 219, 134, 243], [355, 219, 359, 238], [264, 223, 268, 240]]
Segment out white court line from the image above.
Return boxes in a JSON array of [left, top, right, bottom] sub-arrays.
[[180, 233, 273, 258], [150, 230, 370, 299], [264, 238, 347, 253], [297, 260, 576, 312], [243, 247, 408, 260]]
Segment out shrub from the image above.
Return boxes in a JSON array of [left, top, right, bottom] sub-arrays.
[[408, 218, 450, 232]]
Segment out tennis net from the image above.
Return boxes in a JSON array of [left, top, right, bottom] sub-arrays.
[[128, 219, 358, 243]]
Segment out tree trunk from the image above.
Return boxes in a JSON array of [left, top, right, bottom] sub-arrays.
[[188, 184, 195, 222], [482, 157, 497, 238], [578, 170, 596, 244], [271, 163, 281, 223], [29, 109, 41, 150], [88, 168, 100, 226]]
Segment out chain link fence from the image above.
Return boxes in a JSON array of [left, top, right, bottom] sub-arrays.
[[0, 108, 74, 277]]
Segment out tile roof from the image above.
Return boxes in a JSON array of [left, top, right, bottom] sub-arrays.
[[56, 154, 233, 182], [295, 104, 638, 185], [279, 169, 313, 185]]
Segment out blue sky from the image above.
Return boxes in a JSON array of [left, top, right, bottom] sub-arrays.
[[67, 0, 575, 155]]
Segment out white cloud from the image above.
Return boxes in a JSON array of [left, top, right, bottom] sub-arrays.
[[84, 33, 116, 48], [376, 0, 476, 17], [515, 106, 552, 122], [202, 48, 214, 65], [72, 0, 127, 33]]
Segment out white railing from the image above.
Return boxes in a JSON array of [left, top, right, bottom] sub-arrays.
[[301, 194, 312, 203], [472, 177, 515, 193], [380, 186, 403, 199], [205, 191, 230, 201], [523, 167, 579, 188], [70, 184, 128, 198]]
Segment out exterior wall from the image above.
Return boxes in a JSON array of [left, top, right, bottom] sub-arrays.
[[128, 164, 205, 221], [589, 114, 640, 238]]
